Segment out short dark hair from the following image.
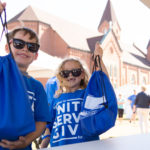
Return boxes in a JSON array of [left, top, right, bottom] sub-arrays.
[[7, 27, 39, 44]]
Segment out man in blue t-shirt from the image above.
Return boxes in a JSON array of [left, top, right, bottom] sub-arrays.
[[45, 76, 59, 111], [128, 90, 137, 123]]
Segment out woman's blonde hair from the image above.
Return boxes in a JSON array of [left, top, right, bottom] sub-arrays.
[[55, 57, 90, 97]]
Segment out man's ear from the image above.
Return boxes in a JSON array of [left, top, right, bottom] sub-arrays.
[[5, 44, 10, 53]]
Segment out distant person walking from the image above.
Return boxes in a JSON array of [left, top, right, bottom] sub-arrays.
[[128, 90, 137, 123], [117, 94, 125, 123], [133, 86, 150, 134]]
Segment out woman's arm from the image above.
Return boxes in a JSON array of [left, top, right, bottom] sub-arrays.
[[40, 127, 51, 148], [94, 42, 109, 78]]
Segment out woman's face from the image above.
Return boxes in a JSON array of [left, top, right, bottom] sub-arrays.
[[60, 60, 84, 92]]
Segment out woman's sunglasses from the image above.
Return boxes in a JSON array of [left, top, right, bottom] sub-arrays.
[[12, 38, 40, 53], [60, 68, 82, 78]]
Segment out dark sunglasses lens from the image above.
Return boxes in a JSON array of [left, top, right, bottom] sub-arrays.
[[13, 39, 39, 53], [13, 39, 25, 49], [27, 43, 39, 53], [72, 69, 82, 77], [60, 70, 70, 78], [60, 69, 82, 78]]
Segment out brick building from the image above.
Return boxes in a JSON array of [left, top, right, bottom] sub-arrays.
[[7, 0, 150, 88]]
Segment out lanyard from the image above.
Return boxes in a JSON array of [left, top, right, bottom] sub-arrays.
[[0, 8, 13, 57], [93, 55, 108, 108]]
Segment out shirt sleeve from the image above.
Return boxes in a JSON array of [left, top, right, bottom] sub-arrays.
[[45, 77, 58, 105]]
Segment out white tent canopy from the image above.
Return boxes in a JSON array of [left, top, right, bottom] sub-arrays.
[[28, 50, 63, 78], [115, 84, 150, 99]]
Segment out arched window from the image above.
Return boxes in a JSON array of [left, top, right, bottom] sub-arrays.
[[114, 65, 117, 78], [142, 77, 146, 85], [106, 64, 110, 75], [109, 64, 113, 77], [113, 81, 117, 89], [130, 74, 136, 85], [110, 47, 114, 54]]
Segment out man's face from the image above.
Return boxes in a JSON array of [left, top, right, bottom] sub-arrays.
[[7, 31, 38, 72]]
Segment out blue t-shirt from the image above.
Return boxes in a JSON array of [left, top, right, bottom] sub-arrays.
[[23, 75, 51, 123], [22, 75, 51, 150], [128, 95, 136, 108], [48, 89, 99, 147], [117, 98, 124, 109], [3, 75, 51, 150], [45, 76, 58, 111]]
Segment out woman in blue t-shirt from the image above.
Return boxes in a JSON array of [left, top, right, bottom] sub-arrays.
[[117, 94, 125, 123], [40, 42, 109, 148]]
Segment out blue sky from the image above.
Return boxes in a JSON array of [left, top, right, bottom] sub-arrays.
[[1, 0, 150, 52]]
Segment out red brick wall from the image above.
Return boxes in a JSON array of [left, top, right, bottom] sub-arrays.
[[123, 63, 150, 86], [39, 23, 68, 58], [8, 22, 39, 34], [8, 21, 150, 88], [102, 33, 122, 88], [36, 77, 49, 88], [69, 48, 92, 72]]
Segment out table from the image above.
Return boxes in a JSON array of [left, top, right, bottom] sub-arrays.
[[40, 134, 150, 150]]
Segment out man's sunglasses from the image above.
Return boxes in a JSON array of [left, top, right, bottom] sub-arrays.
[[60, 68, 82, 78], [12, 38, 40, 53]]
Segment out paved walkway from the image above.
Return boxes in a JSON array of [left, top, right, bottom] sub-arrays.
[[33, 119, 149, 149], [100, 119, 143, 139]]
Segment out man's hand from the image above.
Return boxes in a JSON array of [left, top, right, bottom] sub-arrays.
[[0, 136, 28, 149], [0, 1, 6, 14]]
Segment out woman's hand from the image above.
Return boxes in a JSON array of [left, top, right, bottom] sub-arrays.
[[94, 41, 103, 58], [93, 41, 109, 78]]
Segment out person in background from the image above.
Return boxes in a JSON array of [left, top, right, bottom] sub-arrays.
[[133, 86, 150, 134], [45, 76, 59, 111], [117, 94, 125, 123], [128, 89, 137, 123], [0, 3, 50, 148], [33, 76, 59, 148], [40, 42, 111, 148]]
